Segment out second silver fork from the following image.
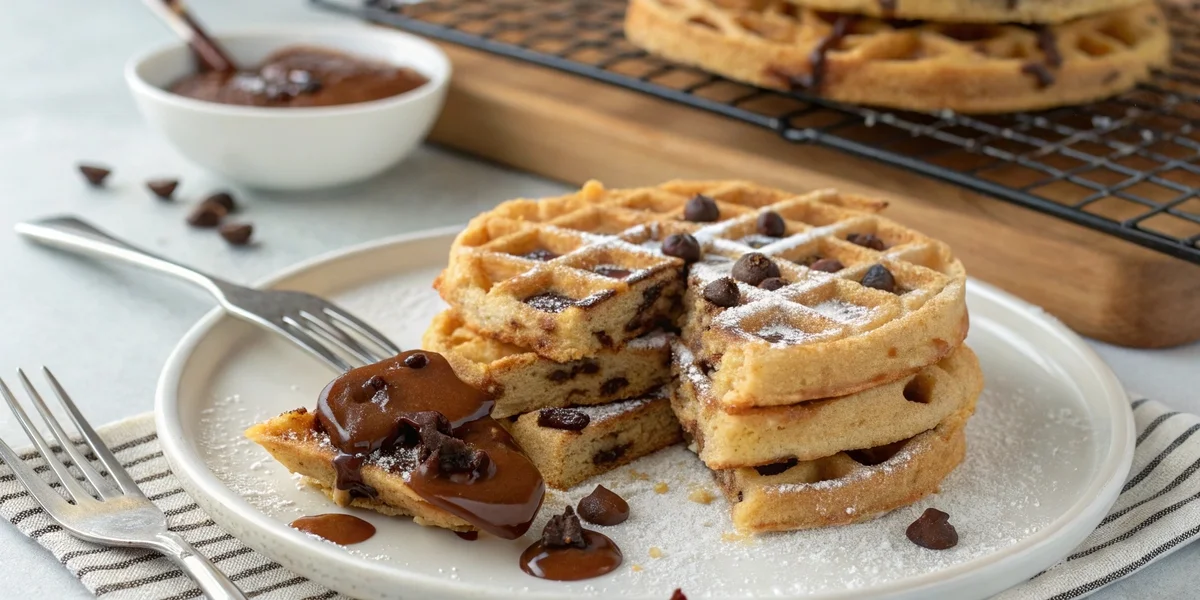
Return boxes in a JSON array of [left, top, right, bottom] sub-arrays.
[[16, 216, 400, 371]]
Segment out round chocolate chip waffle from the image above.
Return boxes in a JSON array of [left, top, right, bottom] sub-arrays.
[[788, 0, 1147, 24], [624, 0, 1170, 113]]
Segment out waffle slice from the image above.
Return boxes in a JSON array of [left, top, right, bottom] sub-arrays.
[[245, 409, 476, 533], [624, 0, 1170, 113], [503, 387, 683, 490], [422, 309, 672, 418], [713, 407, 972, 533], [787, 0, 1146, 24], [674, 342, 981, 468]]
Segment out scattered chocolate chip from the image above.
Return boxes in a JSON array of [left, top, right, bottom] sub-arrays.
[[538, 408, 590, 431], [146, 178, 179, 200], [661, 233, 701, 263], [412, 417, 489, 479], [861, 264, 897, 293], [404, 353, 428, 369], [847, 233, 886, 250], [397, 411, 453, 448], [203, 191, 237, 213], [525, 292, 575, 313], [731, 252, 780, 286], [754, 458, 799, 476], [759, 277, 787, 291], [670, 589, 688, 600], [78, 164, 111, 186], [809, 258, 845, 273], [577, 485, 630, 526], [362, 375, 387, 391], [906, 508, 958, 550], [541, 506, 588, 549], [683, 194, 720, 222], [218, 222, 254, 246], [756, 211, 786, 237], [186, 201, 226, 228], [703, 277, 740, 307]]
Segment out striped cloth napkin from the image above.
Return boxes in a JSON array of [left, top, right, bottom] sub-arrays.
[[0, 399, 1197, 600]]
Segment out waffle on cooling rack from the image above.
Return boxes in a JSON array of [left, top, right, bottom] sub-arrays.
[[787, 0, 1146, 24], [624, 0, 1170, 113], [438, 180, 967, 406]]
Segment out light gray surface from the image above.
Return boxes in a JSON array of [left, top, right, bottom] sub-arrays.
[[1, 1, 1196, 599]]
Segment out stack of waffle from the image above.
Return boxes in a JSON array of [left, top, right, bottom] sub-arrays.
[[433, 180, 984, 532], [623, 0, 1171, 113]]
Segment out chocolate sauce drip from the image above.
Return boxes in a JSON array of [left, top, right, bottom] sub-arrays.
[[520, 530, 623, 581], [290, 514, 376, 545], [316, 351, 545, 539], [1033, 26, 1062, 68], [798, 15, 858, 91], [1021, 62, 1054, 88], [332, 453, 377, 499]]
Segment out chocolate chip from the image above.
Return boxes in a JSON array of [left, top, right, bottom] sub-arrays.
[[219, 222, 253, 246], [809, 258, 845, 273], [756, 211, 786, 237], [754, 458, 798, 476], [525, 292, 575, 313], [455, 531, 479, 541], [404, 353, 428, 369], [847, 233, 886, 250], [580, 361, 600, 375], [861, 264, 896, 293], [186, 201, 226, 228], [577, 485, 630, 526], [146, 178, 179, 200], [703, 277, 740, 307], [662, 233, 701, 263], [731, 252, 780, 286], [398, 411, 453, 448], [541, 506, 588, 549], [759, 277, 787, 291], [670, 589, 688, 600], [683, 194, 719, 222], [204, 191, 237, 213], [538, 408, 590, 431], [78, 164, 111, 186], [404, 412, 489, 478], [362, 375, 387, 391], [592, 443, 630, 465], [593, 264, 632, 279], [548, 370, 571, 383], [600, 377, 628, 395], [906, 508, 958, 550], [521, 248, 559, 261]]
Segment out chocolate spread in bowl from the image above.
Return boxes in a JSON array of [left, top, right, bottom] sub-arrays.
[[170, 46, 428, 108], [315, 350, 545, 539]]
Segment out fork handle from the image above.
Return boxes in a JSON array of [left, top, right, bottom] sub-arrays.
[[153, 531, 249, 600], [15, 216, 231, 296]]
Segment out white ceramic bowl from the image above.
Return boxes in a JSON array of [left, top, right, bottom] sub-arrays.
[[126, 27, 450, 190]]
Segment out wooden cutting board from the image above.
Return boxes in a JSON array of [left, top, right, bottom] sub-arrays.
[[426, 42, 1200, 349]]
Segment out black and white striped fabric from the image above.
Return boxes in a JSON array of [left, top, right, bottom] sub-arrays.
[[0, 401, 1196, 600]]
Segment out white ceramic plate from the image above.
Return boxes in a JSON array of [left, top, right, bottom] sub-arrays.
[[156, 228, 1134, 600]]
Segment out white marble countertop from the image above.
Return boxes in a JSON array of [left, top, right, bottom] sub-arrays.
[[1, 1, 1197, 598]]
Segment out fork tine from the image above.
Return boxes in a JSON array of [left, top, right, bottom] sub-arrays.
[[1, 374, 94, 504], [40, 368, 140, 497], [322, 307, 401, 356], [275, 319, 354, 372], [19, 370, 122, 499], [0, 431, 74, 522], [297, 311, 384, 365]]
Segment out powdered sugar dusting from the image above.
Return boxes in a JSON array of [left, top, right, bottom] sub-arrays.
[[812, 299, 870, 324], [754, 321, 813, 346]]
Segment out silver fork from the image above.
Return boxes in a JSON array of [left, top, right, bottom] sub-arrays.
[[16, 216, 400, 372], [0, 368, 247, 599]]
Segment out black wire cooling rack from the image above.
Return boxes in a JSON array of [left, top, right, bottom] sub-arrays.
[[314, 0, 1200, 265]]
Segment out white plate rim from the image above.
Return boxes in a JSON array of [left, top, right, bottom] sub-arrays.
[[155, 227, 1135, 600]]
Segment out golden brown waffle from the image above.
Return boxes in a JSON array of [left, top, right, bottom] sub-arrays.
[[713, 408, 971, 533], [789, 0, 1146, 24], [674, 342, 981, 468], [624, 0, 1170, 113], [244, 409, 475, 533], [503, 388, 683, 489], [422, 309, 672, 418], [438, 180, 966, 405]]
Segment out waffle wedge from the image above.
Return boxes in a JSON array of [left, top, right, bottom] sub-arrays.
[[624, 0, 1169, 113], [423, 309, 672, 418], [674, 342, 982, 469]]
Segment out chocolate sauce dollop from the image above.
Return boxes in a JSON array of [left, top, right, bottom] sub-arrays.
[[315, 350, 545, 539]]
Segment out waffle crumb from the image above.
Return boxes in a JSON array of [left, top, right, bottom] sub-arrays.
[[688, 486, 715, 504], [631, 564, 643, 572], [649, 546, 664, 558], [630, 469, 650, 481], [654, 482, 670, 494], [722, 531, 746, 542]]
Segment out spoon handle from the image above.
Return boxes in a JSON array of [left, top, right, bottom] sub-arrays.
[[143, 0, 237, 73]]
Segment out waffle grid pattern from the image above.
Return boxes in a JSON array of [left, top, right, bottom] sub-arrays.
[[314, 0, 1200, 264]]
